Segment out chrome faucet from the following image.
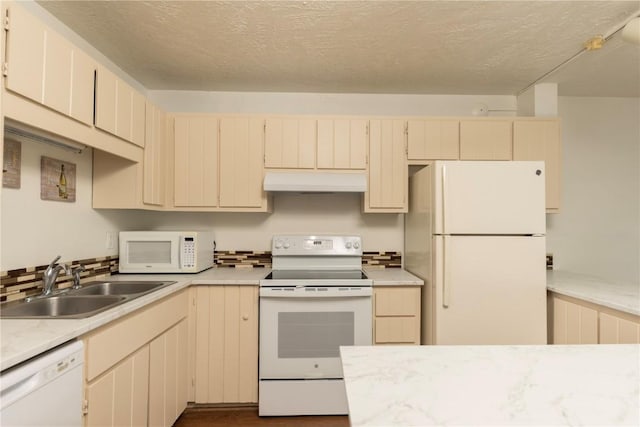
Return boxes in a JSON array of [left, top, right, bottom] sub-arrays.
[[41, 255, 70, 296]]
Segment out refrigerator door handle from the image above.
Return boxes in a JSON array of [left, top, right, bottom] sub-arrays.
[[443, 236, 450, 308]]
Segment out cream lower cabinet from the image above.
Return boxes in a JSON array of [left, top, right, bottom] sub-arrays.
[[366, 119, 408, 212], [599, 312, 640, 344], [551, 295, 598, 344], [83, 291, 188, 427], [549, 292, 640, 344], [191, 286, 259, 404], [373, 287, 421, 345]]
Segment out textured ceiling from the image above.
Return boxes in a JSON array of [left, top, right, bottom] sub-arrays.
[[37, 1, 640, 96]]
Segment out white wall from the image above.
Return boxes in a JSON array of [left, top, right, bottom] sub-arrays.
[[547, 97, 640, 283], [0, 141, 148, 271]]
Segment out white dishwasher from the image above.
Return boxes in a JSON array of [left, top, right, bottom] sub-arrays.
[[1, 340, 84, 427]]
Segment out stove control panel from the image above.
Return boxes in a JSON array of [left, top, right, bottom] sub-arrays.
[[272, 235, 363, 256]]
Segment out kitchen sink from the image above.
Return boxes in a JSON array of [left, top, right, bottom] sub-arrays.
[[0, 280, 177, 319], [67, 281, 173, 296], [0, 295, 126, 319]]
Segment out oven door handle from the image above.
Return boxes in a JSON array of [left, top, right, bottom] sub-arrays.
[[259, 288, 372, 298]]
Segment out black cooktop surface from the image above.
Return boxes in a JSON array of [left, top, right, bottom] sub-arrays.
[[264, 270, 368, 280]]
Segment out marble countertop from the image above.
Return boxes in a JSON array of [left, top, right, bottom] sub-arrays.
[[1, 267, 417, 371], [547, 270, 640, 316], [341, 344, 640, 426]]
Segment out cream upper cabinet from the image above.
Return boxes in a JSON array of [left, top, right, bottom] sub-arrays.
[[143, 101, 167, 207], [373, 287, 421, 345], [459, 120, 513, 160], [365, 119, 407, 212], [513, 119, 562, 212], [95, 66, 145, 146], [192, 286, 259, 404], [264, 117, 316, 168], [317, 118, 368, 169], [173, 116, 219, 207], [407, 119, 460, 161], [219, 117, 266, 209], [4, 4, 94, 125]]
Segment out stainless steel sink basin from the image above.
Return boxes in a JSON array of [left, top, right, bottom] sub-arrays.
[[68, 281, 173, 296], [0, 280, 176, 319], [0, 295, 126, 319]]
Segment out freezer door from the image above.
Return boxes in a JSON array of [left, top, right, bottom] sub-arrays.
[[434, 161, 546, 235], [433, 235, 546, 345]]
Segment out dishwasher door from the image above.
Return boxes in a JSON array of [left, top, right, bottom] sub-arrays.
[[1, 340, 84, 427]]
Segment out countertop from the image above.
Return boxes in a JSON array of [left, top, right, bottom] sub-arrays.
[[1, 267, 422, 371], [547, 270, 640, 316], [341, 344, 640, 426]]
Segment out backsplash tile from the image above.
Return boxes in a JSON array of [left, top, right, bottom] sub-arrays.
[[0, 256, 118, 303], [214, 251, 272, 268], [362, 251, 402, 269]]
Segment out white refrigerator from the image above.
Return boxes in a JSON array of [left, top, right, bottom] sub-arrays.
[[405, 161, 547, 345]]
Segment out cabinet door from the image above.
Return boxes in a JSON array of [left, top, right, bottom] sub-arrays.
[[193, 286, 259, 404], [317, 118, 368, 169], [173, 116, 219, 207], [115, 81, 133, 142], [69, 48, 96, 125], [219, 117, 265, 208], [513, 120, 561, 211], [143, 102, 166, 206], [599, 312, 640, 344], [95, 66, 118, 135], [366, 119, 407, 211], [131, 91, 146, 147], [5, 5, 46, 103], [552, 297, 598, 344], [460, 120, 512, 160], [407, 120, 459, 160], [373, 287, 421, 345], [264, 118, 316, 168], [149, 320, 188, 427], [85, 345, 149, 427], [42, 30, 72, 116]]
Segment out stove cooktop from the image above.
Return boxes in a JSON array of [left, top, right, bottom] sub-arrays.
[[263, 269, 368, 281]]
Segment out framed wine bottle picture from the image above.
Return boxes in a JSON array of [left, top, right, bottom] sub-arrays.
[[40, 156, 76, 202]]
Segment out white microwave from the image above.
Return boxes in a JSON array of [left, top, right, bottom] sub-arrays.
[[119, 231, 214, 273]]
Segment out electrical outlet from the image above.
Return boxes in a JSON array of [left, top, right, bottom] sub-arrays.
[[106, 231, 116, 250]]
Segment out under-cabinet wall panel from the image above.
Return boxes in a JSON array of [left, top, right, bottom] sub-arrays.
[[193, 286, 259, 404]]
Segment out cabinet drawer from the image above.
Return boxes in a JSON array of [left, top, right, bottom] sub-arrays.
[[84, 290, 188, 381], [374, 287, 420, 316], [375, 317, 419, 344]]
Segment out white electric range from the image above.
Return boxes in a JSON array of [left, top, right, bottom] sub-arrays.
[[259, 235, 372, 416]]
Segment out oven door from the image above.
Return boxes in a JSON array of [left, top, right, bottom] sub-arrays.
[[259, 286, 372, 379]]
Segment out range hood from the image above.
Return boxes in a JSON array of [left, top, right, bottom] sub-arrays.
[[263, 172, 367, 193]]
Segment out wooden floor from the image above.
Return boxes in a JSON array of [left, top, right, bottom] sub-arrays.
[[174, 407, 350, 427]]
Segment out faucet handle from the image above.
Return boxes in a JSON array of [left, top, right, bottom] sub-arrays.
[[71, 265, 86, 289]]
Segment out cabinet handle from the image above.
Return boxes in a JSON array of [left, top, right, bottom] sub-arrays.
[[242, 314, 249, 321]]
